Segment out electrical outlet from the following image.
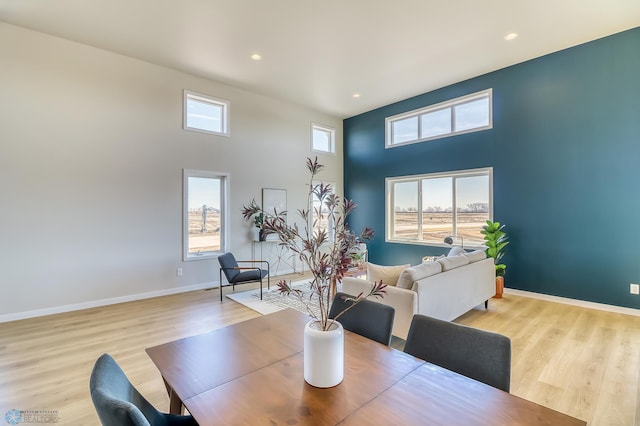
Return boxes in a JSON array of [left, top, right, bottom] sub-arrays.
[[631, 284, 639, 295], [177, 268, 183, 277]]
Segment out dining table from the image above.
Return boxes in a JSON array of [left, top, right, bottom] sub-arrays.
[[146, 308, 586, 425]]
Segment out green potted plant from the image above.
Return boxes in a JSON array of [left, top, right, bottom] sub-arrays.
[[343, 230, 367, 269], [481, 220, 509, 298], [241, 199, 266, 241]]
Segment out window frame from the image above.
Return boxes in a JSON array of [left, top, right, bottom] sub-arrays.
[[311, 123, 336, 154], [385, 167, 493, 248], [183, 169, 229, 261], [385, 89, 492, 148], [183, 90, 230, 137], [310, 180, 336, 242]]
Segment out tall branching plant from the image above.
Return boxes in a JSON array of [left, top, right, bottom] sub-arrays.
[[243, 157, 384, 330], [481, 220, 509, 277]]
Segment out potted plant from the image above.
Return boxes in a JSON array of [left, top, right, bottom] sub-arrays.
[[343, 231, 368, 269], [481, 220, 509, 298], [241, 199, 266, 241], [348, 251, 365, 268], [243, 157, 384, 388]]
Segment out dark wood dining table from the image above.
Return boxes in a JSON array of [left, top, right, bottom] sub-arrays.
[[146, 308, 586, 425]]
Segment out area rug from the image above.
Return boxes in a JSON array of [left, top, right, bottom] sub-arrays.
[[226, 279, 340, 318]]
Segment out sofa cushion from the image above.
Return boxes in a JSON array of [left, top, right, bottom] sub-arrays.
[[447, 246, 467, 257], [367, 262, 410, 286], [396, 261, 442, 289], [437, 255, 470, 271], [464, 249, 487, 263]]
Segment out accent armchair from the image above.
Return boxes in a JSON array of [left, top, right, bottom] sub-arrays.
[[218, 252, 269, 301]]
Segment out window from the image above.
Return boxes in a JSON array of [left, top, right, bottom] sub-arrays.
[[183, 169, 228, 260], [183, 90, 230, 136], [311, 181, 335, 241], [386, 89, 492, 147], [311, 123, 336, 154], [386, 168, 492, 247]]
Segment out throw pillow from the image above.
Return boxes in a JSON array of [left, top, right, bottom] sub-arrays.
[[447, 246, 467, 257], [464, 249, 487, 263], [396, 261, 442, 289], [437, 255, 470, 271], [367, 262, 410, 286]]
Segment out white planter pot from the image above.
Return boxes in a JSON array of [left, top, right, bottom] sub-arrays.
[[303, 319, 344, 388]]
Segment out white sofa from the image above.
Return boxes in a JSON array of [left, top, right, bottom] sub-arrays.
[[342, 252, 495, 340]]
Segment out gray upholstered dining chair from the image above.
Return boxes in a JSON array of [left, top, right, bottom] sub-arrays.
[[403, 314, 511, 392], [89, 353, 197, 426], [329, 291, 395, 345], [218, 252, 269, 301]]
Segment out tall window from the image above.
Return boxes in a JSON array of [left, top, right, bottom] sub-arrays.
[[183, 90, 230, 136], [183, 169, 228, 260], [311, 181, 335, 241], [386, 89, 492, 147], [387, 168, 492, 247], [311, 123, 336, 154]]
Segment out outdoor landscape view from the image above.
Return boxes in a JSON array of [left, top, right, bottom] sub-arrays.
[[188, 206, 221, 254], [393, 210, 489, 245], [392, 174, 490, 246], [187, 176, 222, 255]]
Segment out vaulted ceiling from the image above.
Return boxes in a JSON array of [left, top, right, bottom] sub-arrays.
[[2, 1, 639, 118]]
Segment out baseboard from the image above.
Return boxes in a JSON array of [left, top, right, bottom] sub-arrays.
[[5, 282, 636, 323], [0, 281, 219, 323], [269, 266, 301, 276], [504, 288, 640, 317], [0, 268, 298, 323]]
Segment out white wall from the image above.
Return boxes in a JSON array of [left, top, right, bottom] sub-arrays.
[[0, 23, 343, 320]]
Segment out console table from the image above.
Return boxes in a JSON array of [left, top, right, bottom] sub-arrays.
[[251, 239, 303, 275]]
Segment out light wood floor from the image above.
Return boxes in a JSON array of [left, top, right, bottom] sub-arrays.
[[1, 278, 639, 425]]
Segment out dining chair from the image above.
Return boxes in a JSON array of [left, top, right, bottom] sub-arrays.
[[329, 291, 395, 345], [218, 252, 269, 301], [89, 353, 197, 426], [403, 314, 511, 392]]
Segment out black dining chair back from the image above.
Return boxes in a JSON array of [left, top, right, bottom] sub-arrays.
[[329, 292, 395, 345], [403, 314, 511, 392], [89, 353, 197, 426]]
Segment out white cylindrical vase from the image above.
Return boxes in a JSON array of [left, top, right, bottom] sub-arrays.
[[303, 319, 344, 388]]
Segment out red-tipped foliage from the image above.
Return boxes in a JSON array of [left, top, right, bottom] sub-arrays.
[[242, 157, 379, 330]]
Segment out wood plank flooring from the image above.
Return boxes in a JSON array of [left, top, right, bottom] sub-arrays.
[[456, 294, 640, 426], [1, 279, 639, 425]]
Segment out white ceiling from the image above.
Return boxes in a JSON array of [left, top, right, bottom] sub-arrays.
[[1, 1, 639, 118]]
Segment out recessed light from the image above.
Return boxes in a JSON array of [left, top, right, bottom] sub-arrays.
[[504, 33, 518, 41], [251, 53, 262, 61], [352, 93, 361, 98]]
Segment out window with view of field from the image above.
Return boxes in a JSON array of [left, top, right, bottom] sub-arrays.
[[386, 168, 492, 247], [183, 169, 228, 260]]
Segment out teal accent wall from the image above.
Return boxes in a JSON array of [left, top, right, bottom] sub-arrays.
[[344, 27, 640, 309]]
